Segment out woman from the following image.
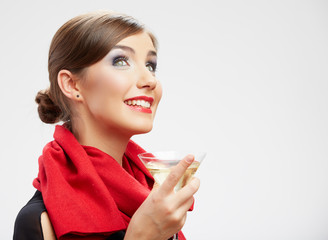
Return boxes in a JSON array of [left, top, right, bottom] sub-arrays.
[[13, 11, 200, 240]]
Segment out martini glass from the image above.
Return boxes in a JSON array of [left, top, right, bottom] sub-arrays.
[[138, 151, 206, 240]]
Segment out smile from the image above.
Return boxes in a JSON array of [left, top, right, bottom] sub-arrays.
[[124, 96, 154, 113], [124, 99, 151, 109]]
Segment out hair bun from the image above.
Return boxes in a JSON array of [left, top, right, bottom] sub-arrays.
[[35, 90, 62, 124]]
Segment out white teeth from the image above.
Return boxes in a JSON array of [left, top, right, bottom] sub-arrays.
[[124, 99, 151, 109]]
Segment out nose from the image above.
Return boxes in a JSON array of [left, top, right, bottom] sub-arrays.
[[136, 68, 157, 90]]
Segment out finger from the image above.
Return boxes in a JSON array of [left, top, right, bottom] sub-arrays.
[[175, 177, 200, 209], [171, 196, 194, 226], [159, 154, 194, 194], [175, 196, 195, 217]]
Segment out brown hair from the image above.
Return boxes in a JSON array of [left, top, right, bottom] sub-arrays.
[[35, 11, 157, 125]]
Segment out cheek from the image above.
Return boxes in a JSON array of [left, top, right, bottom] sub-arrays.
[[156, 82, 163, 104], [104, 73, 131, 95], [87, 71, 131, 102]]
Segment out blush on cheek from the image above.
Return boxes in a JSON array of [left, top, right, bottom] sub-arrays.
[[93, 69, 131, 94], [104, 73, 131, 93]]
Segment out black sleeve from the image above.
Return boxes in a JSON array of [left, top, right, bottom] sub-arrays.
[[13, 191, 126, 240], [13, 190, 46, 240], [106, 230, 125, 240]]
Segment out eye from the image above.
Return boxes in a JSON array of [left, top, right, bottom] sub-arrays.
[[112, 56, 129, 67], [146, 61, 157, 72]]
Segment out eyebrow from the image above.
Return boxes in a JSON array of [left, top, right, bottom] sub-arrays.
[[112, 45, 157, 57]]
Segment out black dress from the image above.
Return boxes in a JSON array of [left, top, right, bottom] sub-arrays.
[[13, 191, 126, 240]]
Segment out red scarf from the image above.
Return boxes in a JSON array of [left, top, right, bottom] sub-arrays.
[[33, 125, 186, 240]]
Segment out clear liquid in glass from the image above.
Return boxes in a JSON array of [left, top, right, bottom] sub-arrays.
[[145, 161, 200, 191]]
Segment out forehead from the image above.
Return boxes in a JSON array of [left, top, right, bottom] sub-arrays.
[[115, 32, 156, 52]]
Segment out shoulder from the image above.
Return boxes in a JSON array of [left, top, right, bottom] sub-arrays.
[[41, 211, 56, 240]]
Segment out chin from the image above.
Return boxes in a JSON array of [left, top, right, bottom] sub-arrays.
[[130, 123, 153, 136]]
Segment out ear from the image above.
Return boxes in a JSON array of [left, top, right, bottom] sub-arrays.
[[57, 70, 83, 101]]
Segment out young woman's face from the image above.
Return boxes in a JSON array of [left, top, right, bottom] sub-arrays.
[[79, 31, 162, 136]]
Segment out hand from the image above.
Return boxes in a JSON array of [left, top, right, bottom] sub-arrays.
[[124, 154, 200, 240]]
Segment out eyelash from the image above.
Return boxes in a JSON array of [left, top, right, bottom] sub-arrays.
[[112, 55, 157, 73], [112, 56, 129, 66], [146, 61, 157, 73]]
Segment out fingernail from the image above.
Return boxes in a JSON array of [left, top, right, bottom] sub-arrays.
[[186, 155, 194, 163]]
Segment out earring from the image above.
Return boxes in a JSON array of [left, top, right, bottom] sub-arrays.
[[76, 94, 80, 98]]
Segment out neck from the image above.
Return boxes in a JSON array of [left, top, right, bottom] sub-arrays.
[[71, 118, 131, 166]]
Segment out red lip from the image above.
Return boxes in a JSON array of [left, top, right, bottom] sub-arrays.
[[124, 96, 154, 114]]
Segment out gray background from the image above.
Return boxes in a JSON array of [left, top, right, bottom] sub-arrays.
[[1, 0, 328, 239]]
